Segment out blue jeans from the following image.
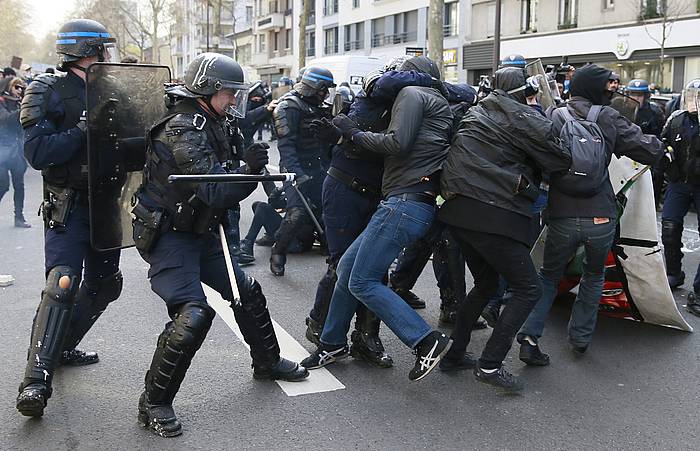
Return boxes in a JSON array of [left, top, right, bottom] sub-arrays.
[[519, 217, 616, 347], [320, 196, 435, 348]]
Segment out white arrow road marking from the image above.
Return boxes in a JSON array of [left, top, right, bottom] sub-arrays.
[[203, 286, 345, 397]]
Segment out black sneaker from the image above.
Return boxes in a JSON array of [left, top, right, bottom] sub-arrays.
[[519, 338, 550, 366], [137, 392, 182, 438], [60, 348, 99, 366], [300, 344, 349, 369], [569, 342, 588, 355], [439, 352, 476, 372], [409, 331, 452, 381], [255, 233, 275, 247], [305, 317, 323, 347], [667, 271, 685, 290], [394, 288, 426, 309], [474, 365, 523, 392], [349, 330, 393, 368], [270, 253, 286, 276], [686, 292, 700, 318], [253, 358, 309, 382]]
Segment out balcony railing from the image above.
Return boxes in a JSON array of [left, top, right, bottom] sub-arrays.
[[371, 31, 417, 47], [443, 23, 456, 37], [308, 13, 316, 26], [343, 40, 364, 51], [306, 47, 316, 57], [324, 44, 339, 55]]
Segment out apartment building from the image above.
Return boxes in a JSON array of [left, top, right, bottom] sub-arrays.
[[169, 0, 238, 79], [463, 0, 700, 91], [250, 0, 469, 83]]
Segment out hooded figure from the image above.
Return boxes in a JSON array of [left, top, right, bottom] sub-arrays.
[[569, 64, 615, 106]]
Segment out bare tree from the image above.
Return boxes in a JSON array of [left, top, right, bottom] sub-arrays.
[[119, 0, 171, 63], [298, 0, 312, 70], [427, 0, 445, 76], [633, 0, 688, 89]]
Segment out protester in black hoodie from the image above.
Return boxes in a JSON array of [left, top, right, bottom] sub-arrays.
[[517, 64, 664, 366], [439, 67, 572, 391]]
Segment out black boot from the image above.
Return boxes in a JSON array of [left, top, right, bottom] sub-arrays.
[[393, 288, 426, 309], [234, 277, 308, 381], [687, 292, 700, 318], [14, 216, 31, 228], [518, 336, 550, 366], [17, 266, 78, 417], [139, 302, 215, 437], [60, 348, 99, 366], [439, 287, 459, 325], [238, 239, 255, 266], [255, 233, 275, 246], [662, 220, 685, 289], [270, 245, 286, 276], [349, 308, 393, 368]]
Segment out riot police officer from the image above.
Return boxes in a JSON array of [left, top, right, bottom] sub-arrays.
[[132, 53, 308, 437], [499, 54, 527, 69], [16, 19, 122, 418], [661, 80, 700, 304], [269, 67, 334, 276], [627, 79, 665, 136]]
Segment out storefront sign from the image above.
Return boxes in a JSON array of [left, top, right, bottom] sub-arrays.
[[616, 34, 630, 59], [406, 47, 424, 57], [443, 49, 458, 66]]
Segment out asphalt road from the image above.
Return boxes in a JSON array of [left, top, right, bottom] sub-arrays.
[[1, 140, 698, 450]]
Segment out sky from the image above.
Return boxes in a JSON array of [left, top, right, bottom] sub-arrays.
[[26, 0, 78, 37]]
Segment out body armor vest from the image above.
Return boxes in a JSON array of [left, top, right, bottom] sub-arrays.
[[43, 76, 88, 190], [667, 112, 700, 184]]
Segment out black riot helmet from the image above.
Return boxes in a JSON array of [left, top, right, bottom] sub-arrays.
[[56, 19, 116, 70], [300, 66, 336, 91], [332, 85, 355, 116], [499, 54, 527, 69]]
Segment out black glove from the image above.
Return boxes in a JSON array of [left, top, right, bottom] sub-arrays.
[[76, 110, 87, 134], [244, 142, 270, 174], [332, 114, 361, 141], [309, 117, 341, 144]]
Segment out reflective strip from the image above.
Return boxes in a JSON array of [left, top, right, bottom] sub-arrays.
[[57, 31, 111, 38], [303, 72, 333, 82], [56, 39, 77, 44]]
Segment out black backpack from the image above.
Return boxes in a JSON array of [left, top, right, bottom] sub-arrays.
[[550, 105, 609, 197]]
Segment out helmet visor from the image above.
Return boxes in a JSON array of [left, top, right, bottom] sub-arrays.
[[102, 43, 117, 63], [223, 88, 249, 119]]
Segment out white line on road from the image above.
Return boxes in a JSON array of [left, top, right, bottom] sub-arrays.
[[266, 164, 280, 173], [203, 285, 345, 397]]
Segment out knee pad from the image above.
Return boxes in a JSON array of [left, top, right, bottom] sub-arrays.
[[238, 277, 268, 313], [88, 271, 123, 307], [44, 266, 79, 304], [171, 302, 216, 352], [661, 220, 683, 245]]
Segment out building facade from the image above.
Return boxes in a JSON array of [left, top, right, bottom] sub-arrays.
[[464, 0, 700, 91]]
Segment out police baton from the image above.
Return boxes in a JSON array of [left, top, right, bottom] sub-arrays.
[[218, 223, 242, 308], [168, 173, 297, 183], [291, 181, 325, 237]]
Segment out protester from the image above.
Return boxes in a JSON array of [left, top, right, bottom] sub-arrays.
[[0, 77, 29, 227], [517, 64, 664, 365]]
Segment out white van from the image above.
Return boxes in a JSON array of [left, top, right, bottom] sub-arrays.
[[305, 55, 386, 93]]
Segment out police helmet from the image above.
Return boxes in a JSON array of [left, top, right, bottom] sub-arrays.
[[500, 54, 527, 69], [278, 76, 293, 87], [332, 85, 355, 116], [249, 81, 266, 99], [301, 66, 336, 92], [626, 79, 650, 94], [681, 79, 700, 114], [56, 19, 116, 70]]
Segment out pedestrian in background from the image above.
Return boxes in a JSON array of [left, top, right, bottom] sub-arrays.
[[0, 77, 30, 228]]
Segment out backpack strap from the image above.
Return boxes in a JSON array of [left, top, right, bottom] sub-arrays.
[[557, 106, 576, 122], [586, 105, 602, 123]]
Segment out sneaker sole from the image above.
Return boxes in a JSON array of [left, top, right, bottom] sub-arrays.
[[474, 372, 523, 392], [411, 339, 453, 382], [17, 398, 45, 417], [519, 356, 550, 366], [252, 368, 310, 382], [303, 352, 348, 370]]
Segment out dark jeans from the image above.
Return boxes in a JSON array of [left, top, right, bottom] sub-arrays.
[[0, 159, 26, 219], [519, 217, 616, 346], [446, 227, 541, 369], [244, 201, 282, 242]]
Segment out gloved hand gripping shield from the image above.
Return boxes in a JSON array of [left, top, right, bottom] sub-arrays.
[[86, 62, 171, 250], [524, 59, 559, 110]]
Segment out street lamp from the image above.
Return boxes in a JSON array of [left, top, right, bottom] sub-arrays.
[[492, 0, 501, 75], [206, 0, 211, 52]]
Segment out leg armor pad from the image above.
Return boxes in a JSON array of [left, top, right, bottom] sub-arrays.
[[63, 271, 123, 351], [661, 220, 684, 274], [232, 276, 281, 367], [22, 266, 79, 393], [144, 302, 215, 406]]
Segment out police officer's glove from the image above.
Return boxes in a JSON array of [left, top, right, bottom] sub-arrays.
[[244, 142, 270, 174], [332, 114, 361, 142], [310, 117, 341, 144], [431, 78, 450, 99], [294, 173, 311, 186]]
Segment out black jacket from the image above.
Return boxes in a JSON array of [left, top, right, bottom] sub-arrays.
[[0, 95, 23, 166], [351, 86, 453, 197], [661, 110, 700, 185], [441, 91, 571, 218], [546, 100, 664, 220]]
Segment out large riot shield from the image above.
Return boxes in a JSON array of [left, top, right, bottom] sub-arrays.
[[86, 62, 171, 250], [525, 59, 559, 110], [611, 94, 640, 122], [272, 85, 291, 100]]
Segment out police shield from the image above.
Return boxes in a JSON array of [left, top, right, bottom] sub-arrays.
[[86, 62, 171, 250], [525, 59, 559, 110], [611, 94, 640, 122]]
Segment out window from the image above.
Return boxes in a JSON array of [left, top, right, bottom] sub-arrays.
[[392, 10, 418, 44], [285, 29, 291, 49], [371, 17, 385, 47], [246, 6, 253, 23], [306, 31, 316, 57], [487, 3, 496, 37], [444, 1, 458, 37], [521, 0, 537, 33], [353, 0, 359, 7], [640, 0, 664, 18], [323, 0, 338, 15], [324, 27, 338, 54], [344, 22, 364, 51], [604, 0, 614, 9], [273, 31, 279, 52], [236, 44, 252, 65], [259, 34, 266, 52], [558, 0, 578, 29]]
